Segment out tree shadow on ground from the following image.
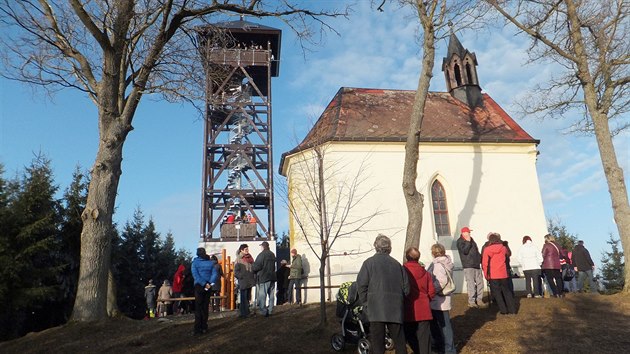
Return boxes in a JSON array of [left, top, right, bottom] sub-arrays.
[[451, 294, 501, 351], [516, 293, 630, 353]]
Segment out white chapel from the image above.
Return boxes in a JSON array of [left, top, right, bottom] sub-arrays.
[[279, 33, 548, 301]]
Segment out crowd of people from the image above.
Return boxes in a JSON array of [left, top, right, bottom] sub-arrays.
[[223, 212, 257, 225], [356, 234, 458, 354], [142, 227, 599, 351], [355, 229, 599, 354], [143, 241, 305, 332], [233, 243, 304, 319], [143, 264, 194, 319]]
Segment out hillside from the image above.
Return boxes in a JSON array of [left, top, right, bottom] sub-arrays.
[[2, 292, 629, 353]]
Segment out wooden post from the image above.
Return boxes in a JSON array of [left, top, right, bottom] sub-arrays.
[[220, 248, 226, 310], [229, 255, 235, 310]]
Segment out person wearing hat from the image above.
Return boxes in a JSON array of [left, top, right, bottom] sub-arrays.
[[234, 244, 256, 318], [252, 240, 277, 317], [356, 234, 409, 354], [144, 279, 157, 318], [275, 259, 290, 305], [191, 247, 218, 334], [456, 226, 487, 308], [287, 248, 303, 305]]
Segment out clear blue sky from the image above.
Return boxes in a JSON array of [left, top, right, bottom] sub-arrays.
[[1, 2, 627, 268]]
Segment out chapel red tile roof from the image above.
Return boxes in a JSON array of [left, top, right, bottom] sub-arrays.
[[279, 87, 537, 174]]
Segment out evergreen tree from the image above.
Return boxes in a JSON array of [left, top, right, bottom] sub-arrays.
[[277, 231, 290, 249], [112, 208, 146, 319], [141, 218, 163, 282], [548, 217, 578, 251], [153, 229, 178, 286], [0, 157, 63, 339], [174, 248, 193, 267], [58, 166, 88, 320], [0, 164, 19, 340], [600, 234, 625, 293]]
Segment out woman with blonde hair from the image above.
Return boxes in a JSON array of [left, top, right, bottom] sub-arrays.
[[427, 243, 456, 354], [541, 234, 565, 297]]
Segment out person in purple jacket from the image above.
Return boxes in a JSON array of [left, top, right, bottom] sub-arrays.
[[541, 234, 564, 297]]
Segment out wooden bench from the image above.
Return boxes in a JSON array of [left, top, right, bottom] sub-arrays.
[[158, 296, 226, 302]]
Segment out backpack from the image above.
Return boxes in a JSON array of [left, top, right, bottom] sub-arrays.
[[563, 266, 575, 281]]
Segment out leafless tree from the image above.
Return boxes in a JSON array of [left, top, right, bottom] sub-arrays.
[[280, 132, 384, 326], [0, 0, 348, 322], [379, 0, 479, 257], [485, 0, 630, 292]]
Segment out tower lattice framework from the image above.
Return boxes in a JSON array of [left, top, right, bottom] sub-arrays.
[[198, 20, 280, 241]]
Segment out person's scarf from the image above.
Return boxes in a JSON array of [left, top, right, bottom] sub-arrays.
[[240, 253, 254, 271]]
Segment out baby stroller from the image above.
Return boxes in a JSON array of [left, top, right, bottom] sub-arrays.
[[331, 281, 393, 353]]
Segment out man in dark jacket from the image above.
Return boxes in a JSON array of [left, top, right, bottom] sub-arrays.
[[191, 247, 218, 335], [571, 240, 598, 293], [456, 227, 487, 308], [253, 241, 276, 317], [357, 234, 409, 354], [275, 259, 290, 305]]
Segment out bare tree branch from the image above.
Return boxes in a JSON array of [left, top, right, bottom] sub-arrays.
[[486, 0, 630, 292]]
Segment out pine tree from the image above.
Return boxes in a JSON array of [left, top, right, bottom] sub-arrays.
[[0, 164, 19, 340], [153, 229, 178, 286], [0, 156, 63, 339], [58, 166, 88, 320], [277, 231, 290, 249], [111, 209, 193, 318], [600, 234, 625, 293], [112, 208, 147, 318], [548, 217, 578, 251], [141, 218, 163, 282], [174, 248, 193, 267]]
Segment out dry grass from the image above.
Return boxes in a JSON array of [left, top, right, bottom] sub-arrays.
[[2, 292, 629, 353]]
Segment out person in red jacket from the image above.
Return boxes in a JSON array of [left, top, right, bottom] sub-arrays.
[[403, 247, 436, 354], [172, 264, 186, 315], [481, 233, 517, 315]]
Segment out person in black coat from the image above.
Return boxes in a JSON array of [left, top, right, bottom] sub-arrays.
[[357, 234, 409, 354], [276, 259, 290, 305], [252, 241, 276, 317], [571, 240, 598, 293], [456, 227, 486, 308]]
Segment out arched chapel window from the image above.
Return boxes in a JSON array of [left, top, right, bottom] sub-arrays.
[[431, 180, 451, 236], [465, 63, 474, 84], [454, 64, 462, 86]]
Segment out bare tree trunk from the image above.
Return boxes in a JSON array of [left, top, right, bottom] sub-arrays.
[[318, 150, 329, 325], [72, 42, 132, 320], [403, 11, 436, 257], [107, 269, 120, 317], [564, 0, 630, 292], [72, 115, 129, 321], [590, 109, 630, 292], [319, 258, 327, 327]]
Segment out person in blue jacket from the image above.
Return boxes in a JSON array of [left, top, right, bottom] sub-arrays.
[[192, 247, 218, 335]]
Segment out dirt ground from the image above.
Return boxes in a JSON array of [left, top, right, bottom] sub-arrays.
[[2, 292, 629, 353]]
